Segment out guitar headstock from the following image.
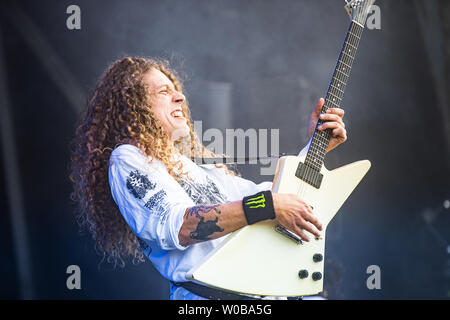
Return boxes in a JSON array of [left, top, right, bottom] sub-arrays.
[[345, 0, 376, 26]]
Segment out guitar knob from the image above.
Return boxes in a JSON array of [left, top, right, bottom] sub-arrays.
[[312, 272, 322, 281], [298, 269, 309, 279], [313, 253, 323, 262]]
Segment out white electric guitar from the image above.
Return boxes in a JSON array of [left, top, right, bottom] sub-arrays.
[[187, 0, 374, 297]]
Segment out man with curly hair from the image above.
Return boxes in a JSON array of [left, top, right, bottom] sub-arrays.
[[70, 57, 347, 300]]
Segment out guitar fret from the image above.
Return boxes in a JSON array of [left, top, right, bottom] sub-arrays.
[[312, 144, 327, 154], [329, 88, 343, 101], [332, 77, 346, 88], [311, 143, 325, 152], [313, 142, 326, 150], [338, 59, 352, 70], [348, 31, 360, 44], [340, 52, 354, 65], [313, 134, 327, 145], [333, 73, 347, 87], [348, 31, 362, 47], [349, 26, 362, 39], [335, 68, 349, 80], [346, 35, 359, 47], [348, 31, 361, 39], [353, 23, 364, 36], [344, 41, 357, 51], [310, 145, 326, 155], [331, 84, 344, 95], [330, 77, 345, 94], [326, 99, 340, 108], [332, 74, 345, 89], [341, 51, 355, 62], [342, 45, 356, 57], [348, 34, 359, 44], [328, 91, 341, 103], [331, 83, 346, 95], [332, 74, 347, 87], [315, 137, 329, 150]]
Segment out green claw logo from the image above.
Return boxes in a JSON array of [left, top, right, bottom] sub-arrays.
[[245, 194, 266, 208]]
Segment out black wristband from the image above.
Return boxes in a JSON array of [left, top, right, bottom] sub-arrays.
[[242, 191, 276, 225]]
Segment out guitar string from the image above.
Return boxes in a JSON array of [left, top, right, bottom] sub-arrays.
[[294, 21, 363, 237]]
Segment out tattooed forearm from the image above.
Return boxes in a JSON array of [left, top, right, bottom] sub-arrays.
[[185, 204, 223, 241], [185, 204, 222, 218], [179, 200, 246, 247], [190, 216, 224, 241]]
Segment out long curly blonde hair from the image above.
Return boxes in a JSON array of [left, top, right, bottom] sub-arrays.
[[70, 57, 236, 267]]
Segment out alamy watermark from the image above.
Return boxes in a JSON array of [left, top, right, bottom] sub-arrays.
[[65, 4, 381, 31], [66, 265, 81, 290], [66, 5, 81, 30], [366, 5, 381, 30], [366, 265, 381, 290], [188, 121, 281, 176]]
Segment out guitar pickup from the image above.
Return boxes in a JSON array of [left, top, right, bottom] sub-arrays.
[[295, 162, 323, 189], [275, 225, 303, 245]]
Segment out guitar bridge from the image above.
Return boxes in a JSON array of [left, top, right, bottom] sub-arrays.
[[295, 162, 323, 189], [275, 225, 303, 245]]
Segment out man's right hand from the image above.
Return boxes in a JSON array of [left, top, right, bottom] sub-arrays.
[[272, 193, 322, 242]]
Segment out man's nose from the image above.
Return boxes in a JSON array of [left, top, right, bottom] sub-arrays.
[[173, 91, 185, 103]]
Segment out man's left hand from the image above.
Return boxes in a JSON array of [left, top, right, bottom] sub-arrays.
[[308, 98, 347, 152]]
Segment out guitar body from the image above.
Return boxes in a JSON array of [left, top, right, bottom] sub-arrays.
[[187, 155, 371, 296]]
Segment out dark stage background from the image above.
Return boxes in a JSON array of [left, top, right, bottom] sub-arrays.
[[0, 0, 449, 299]]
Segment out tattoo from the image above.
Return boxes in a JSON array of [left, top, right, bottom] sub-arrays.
[[190, 216, 224, 241], [185, 204, 223, 241], [185, 204, 221, 218]]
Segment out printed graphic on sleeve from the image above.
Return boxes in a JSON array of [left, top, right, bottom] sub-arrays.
[[178, 176, 227, 205], [144, 189, 170, 223], [126, 170, 156, 199]]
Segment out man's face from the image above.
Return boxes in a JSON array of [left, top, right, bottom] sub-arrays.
[[143, 68, 190, 141]]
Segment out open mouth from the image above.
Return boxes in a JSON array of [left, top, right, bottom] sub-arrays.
[[170, 110, 184, 119]]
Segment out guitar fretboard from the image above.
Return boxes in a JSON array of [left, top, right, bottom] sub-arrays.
[[304, 21, 364, 171]]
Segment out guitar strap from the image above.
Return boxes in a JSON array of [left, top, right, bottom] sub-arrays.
[[171, 281, 302, 300], [171, 281, 261, 300]]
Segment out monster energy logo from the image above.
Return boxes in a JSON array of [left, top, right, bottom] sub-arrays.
[[244, 194, 266, 209]]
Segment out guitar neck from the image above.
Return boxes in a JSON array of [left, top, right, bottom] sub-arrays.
[[305, 21, 364, 171]]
